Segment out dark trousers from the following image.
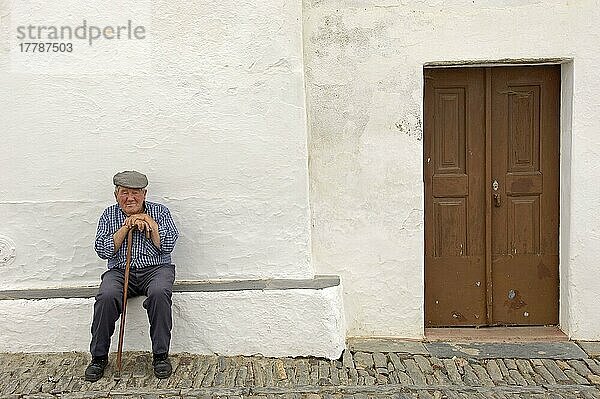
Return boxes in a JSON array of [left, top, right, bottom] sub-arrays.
[[90, 264, 175, 358]]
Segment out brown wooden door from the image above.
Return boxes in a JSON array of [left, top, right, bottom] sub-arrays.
[[424, 65, 560, 327]]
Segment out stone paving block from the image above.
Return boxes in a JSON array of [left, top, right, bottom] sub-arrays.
[[264, 360, 275, 386], [417, 390, 433, 399], [296, 360, 309, 386], [342, 351, 354, 369], [461, 364, 480, 386], [414, 355, 433, 375], [338, 368, 349, 385], [283, 364, 296, 386], [202, 363, 217, 387], [352, 353, 373, 370], [530, 372, 545, 385], [441, 359, 463, 385], [235, 366, 248, 387], [578, 342, 600, 358], [330, 366, 340, 386], [372, 353, 387, 370], [433, 369, 450, 385], [424, 373, 436, 385], [318, 360, 330, 381], [515, 360, 534, 376], [403, 359, 426, 385], [584, 359, 600, 375], [453, 357, 468, 373], [375, 367, 388, 376], [363, 375, 375, 386], [395, 370, 412, 385], [503, 359, 517, 370], [556, 360, 570, 370], [520, 369, 536, 386], [193, 358, 212, 387], [442, 391, 461, 399], [581, 389, 600, 399], [532, 363, 555, 384], [485, 360, 504, 383], [544, 393, 565, 399], [471, 364, 494, 387], [567, 359, 592, 377], [388, 353, 405, 372], [214, 368, 228, 388], [226, 363, 239, 388], [508, 369, 527, 386], [348, 367, 358, 385], [494, 360, 511, 378], [386, 361, 395, 373], [541, 359, 570, 383], [587, 374, 600, 385], [429, 357, 444, 370], [375, 374, 387, 385], [564, 369, 588, 385], [275, 360, 287, 381], [19, 394, 56, 399], [387, 372, 398, 384]]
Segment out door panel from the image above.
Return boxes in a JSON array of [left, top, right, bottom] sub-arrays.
[[424, 68, 487, 326], [424, 65, 560, 327], [490, 66, 560, 325]]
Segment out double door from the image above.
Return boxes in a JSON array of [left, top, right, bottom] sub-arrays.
[[424, 66, 560, 326]]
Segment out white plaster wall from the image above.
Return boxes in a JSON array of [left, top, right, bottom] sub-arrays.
[[303, 0, 600, 339], [559, 62, 574, 337], [0, 0, 314, 289], [0, 286, 346, 358]]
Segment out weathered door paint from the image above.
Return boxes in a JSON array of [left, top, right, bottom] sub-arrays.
[[424, 66, 560, 327], [424, 68, 487, 326]]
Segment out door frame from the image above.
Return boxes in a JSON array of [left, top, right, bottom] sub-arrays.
[[421, 59, 574, 332]]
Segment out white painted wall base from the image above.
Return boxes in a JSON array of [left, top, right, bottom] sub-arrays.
[[0, 286, 346, 359]]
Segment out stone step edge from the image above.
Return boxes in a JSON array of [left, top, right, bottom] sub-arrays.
[[0, 275, 340, 300]]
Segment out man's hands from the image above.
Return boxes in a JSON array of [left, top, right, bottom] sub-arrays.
[[113, 213, 162, 254], [123, 214, 158, 239]]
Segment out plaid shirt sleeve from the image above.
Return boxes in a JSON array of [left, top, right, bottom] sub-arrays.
[[156, 206, 178, 254], [94, 209, 116, 259]]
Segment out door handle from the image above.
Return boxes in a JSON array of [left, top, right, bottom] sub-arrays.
[[492, 179, 501, 207]]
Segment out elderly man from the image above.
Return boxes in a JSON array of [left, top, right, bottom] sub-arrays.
[[85, 171, 179, 382]]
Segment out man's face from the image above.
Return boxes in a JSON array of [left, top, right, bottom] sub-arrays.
[[115, 186, 146, 215]]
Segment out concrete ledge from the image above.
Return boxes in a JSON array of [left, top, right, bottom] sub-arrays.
[[0, 278, 346, 359], [0, 275, 341, 300], [347, 337, 428, 354], [425, 341, 588, 359]]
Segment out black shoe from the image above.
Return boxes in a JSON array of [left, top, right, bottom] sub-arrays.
[[85, 356, 108, 382], [153, 353, 172, 379]]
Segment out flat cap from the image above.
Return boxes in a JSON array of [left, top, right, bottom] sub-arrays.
[[113, 170, 148, 189]]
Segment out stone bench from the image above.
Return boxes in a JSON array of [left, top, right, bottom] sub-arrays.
[[0, 276, 345, 359]]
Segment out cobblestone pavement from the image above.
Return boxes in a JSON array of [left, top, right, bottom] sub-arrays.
[[2, 347, 600, 399]]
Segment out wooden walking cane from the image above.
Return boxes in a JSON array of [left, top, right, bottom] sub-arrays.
[[114, 227, 134, 381]]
